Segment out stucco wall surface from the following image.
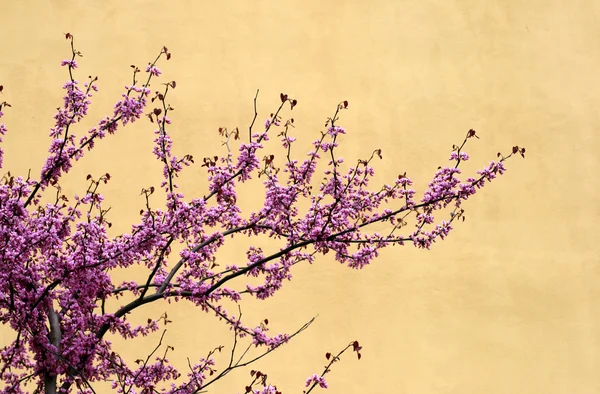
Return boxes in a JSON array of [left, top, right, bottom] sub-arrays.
[[0, 1, 599, 393]]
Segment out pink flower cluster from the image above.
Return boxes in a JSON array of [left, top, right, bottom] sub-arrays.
[[305, 374, 328, 389]]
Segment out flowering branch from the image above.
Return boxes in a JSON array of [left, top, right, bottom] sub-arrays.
[[0, 36, 524, 394], [304, 341, 362, 393]]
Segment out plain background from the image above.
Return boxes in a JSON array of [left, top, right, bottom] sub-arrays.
[[0, 1, 598, 393]]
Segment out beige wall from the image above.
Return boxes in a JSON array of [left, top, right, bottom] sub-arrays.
[[1, 0, 599, 393]]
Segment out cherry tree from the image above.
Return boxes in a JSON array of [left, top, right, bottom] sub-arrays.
[[0, 35, 525, 394]]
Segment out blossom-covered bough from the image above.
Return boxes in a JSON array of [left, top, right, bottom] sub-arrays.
[[0, 35, 525, 394]]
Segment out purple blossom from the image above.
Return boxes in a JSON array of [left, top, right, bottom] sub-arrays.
[[305, 374, 328, 389], [146, 65, 162, 76], [0, 40, 522, 394], [60, 59, 78, 68]]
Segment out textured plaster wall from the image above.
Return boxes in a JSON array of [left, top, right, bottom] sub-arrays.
[[0, 1, 599, 393]]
